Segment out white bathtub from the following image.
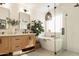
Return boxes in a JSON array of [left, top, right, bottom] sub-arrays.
[[38, 36, 63, 52]]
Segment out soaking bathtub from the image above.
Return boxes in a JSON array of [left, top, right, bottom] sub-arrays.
[[38, 36, 63, 53]]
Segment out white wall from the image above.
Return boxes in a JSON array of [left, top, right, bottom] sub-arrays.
[[9, 3, 19, 20], [0, 7, 9, 19], [66, 5, 79, 53], [58, 3, 79, 52]]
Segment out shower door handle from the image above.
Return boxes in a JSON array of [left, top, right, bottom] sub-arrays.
[[62, 28, 65, 35]]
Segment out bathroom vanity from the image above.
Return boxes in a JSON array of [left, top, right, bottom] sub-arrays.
[[0, 33, 36, 55]]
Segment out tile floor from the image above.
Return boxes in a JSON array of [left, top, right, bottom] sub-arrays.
[[57, 50, 79, 56], [21, 48, 79, 56]]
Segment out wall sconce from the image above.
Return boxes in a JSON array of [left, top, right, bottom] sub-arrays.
[[0, 3, 10, 9], [24, 9, 27, 12], [0, 3, 5, 5]]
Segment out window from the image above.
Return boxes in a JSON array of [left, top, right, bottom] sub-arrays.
[[46, 13, 63, 33]]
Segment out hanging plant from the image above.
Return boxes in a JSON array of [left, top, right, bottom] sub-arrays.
[[6, 17, 19, 26]]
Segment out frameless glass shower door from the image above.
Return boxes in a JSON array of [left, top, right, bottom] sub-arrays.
[[52, 3, 65, 55]]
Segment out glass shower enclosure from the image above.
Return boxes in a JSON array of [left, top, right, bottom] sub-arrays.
[[45, 3, 65, 55]]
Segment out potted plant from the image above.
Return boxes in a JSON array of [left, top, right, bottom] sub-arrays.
[[27, 20, 44, 36]]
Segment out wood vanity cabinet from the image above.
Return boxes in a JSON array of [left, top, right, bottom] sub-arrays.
[[0, 36, 9, 55], [0, 34, 36, 55]]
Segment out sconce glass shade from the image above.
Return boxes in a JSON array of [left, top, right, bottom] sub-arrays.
[[45, 12, 52, 21]]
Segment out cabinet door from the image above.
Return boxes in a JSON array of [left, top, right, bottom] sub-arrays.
[[21, 35, 29, 49], [0, 37, 9, 54], [27, 35, 36, 47]]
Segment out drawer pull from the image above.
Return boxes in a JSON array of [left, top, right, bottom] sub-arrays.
[[29, 37, 31, 40], [0, 39, 2, 44], [16, 46, 20, 47], [16, 39, 19, 40]]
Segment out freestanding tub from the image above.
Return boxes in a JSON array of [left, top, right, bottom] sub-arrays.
[[38, 36, 63, 53]]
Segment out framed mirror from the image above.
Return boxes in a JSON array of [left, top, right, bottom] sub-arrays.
[[19, 12, 30, 30], [0, 7, 10, 29]]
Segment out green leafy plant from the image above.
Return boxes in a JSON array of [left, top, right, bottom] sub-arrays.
[[27, 20, 44, 36]]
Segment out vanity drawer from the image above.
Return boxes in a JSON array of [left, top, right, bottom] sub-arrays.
[[10, 36, 29, 51]]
